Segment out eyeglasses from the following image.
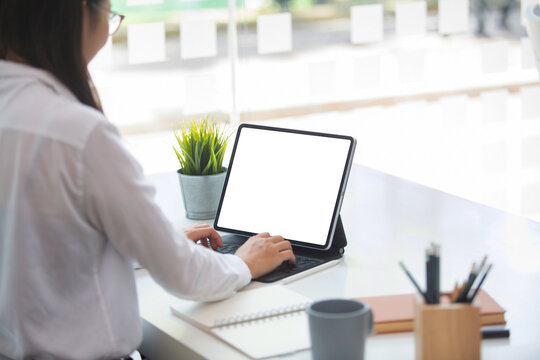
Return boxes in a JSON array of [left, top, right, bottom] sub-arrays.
[[89, 2, 125, 36]]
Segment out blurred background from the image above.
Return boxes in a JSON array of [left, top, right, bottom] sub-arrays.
[[90, 0, 540, 222]]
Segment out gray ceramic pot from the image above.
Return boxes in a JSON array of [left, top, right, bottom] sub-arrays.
[[177, 167, 227, 220]]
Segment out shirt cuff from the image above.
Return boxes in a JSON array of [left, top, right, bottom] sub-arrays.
[[226, 254, 252, 289]]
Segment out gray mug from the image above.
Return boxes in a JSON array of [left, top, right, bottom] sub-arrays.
[[307, 299, 373, 360]]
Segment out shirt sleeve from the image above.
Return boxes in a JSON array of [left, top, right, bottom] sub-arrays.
[[82, 120, 251, 302]]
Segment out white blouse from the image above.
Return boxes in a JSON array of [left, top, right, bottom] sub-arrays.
[[0, 61, 250, 359]]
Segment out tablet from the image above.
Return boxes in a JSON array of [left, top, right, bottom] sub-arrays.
[[214, 124, 356, 250]]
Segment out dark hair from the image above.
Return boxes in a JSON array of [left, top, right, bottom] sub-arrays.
[[0, 0, 104, 112]]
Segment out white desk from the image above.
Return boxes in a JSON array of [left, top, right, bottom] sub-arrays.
[[137, 165, 540, 359]]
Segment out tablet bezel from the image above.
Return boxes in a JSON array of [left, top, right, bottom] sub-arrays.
[[213, 123, 356, 251]]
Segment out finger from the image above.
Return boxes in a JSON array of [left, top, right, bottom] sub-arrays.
[[200, 238, 210, 248], [183, 229, 198, 243], [279, 250, 296, 265], [257, 232, 271, 238], [187, 228, 219, 242], [208, 231, 224, 250], [183, 224, 210, 235], [270, 235, 285, 244], [191, 224, 211, 229], [274, 240, 292, 252]]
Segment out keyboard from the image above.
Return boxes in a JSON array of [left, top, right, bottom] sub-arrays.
[[217, 243, 325, 282], [216, 243, 241, 255]]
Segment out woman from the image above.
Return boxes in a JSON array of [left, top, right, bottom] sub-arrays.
[[0, 1, 295, 358]]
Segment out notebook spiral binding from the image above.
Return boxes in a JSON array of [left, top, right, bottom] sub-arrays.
[[216, 309, 306, 330], [213, 301, 311, 328]]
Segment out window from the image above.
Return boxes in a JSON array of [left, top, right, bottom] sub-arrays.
[[92, 0, 540, 221]]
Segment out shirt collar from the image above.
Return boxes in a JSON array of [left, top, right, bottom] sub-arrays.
[[0, 60, 77, 101]]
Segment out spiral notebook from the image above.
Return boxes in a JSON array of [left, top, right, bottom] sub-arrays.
[[169, 285, 312, 359]]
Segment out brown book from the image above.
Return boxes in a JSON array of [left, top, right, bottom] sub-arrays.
[[355, 290, 506, 334]]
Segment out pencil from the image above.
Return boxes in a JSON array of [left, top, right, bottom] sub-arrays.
[[468, 264, 493, 302], [450, 282, 460, 303], [456, 263, 478, 303], [478, 255, 488, 273], [399, 261, 429, 303]]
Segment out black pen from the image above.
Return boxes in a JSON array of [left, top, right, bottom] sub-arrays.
[[399, 261, 429, 303], [467, 255, 488, 297], [468, 264, 493, 302], [426, 250, 433, 304], [482, 328, 510, 339], [432, 253, 440, 304], [432, 244, 440, 304], [456, 263, 478, 303]]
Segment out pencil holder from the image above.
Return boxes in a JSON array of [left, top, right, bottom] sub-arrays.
[[414, 295, 481, 360]]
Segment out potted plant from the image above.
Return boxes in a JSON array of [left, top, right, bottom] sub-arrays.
[[173, 117, 230, 220]]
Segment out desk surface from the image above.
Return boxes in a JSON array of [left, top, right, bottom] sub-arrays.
[[137, 164, 540, 360]]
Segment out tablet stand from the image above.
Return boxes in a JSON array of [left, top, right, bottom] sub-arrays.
[[331, 215, 348, 254]]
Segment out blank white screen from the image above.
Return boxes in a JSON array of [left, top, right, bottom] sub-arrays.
[[217, 127, 352, 246]]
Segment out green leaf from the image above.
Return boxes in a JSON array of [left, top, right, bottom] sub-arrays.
[[172, 116, 231, 175]]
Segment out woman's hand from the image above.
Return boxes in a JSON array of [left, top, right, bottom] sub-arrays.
[[234, 232, 296, 279], [183, 224, 224, 250]]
